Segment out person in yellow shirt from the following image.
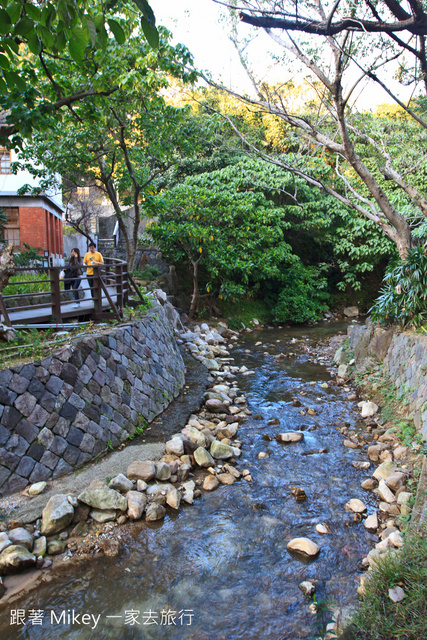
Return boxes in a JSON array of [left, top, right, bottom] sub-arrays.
[[83, 243, 104, 298]]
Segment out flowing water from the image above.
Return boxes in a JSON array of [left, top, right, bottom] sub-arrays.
[[0, 324, 377, 640]]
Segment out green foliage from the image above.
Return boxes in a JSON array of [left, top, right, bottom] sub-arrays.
[[371, 246, 427, 327], [0, 0, 158, 142], [14, 243, 44, 267], [2, 272, 50, 296], [132, 265, 160, 281], [217, 298, 270, 330], [351, 530, 427, 640], [0, 328, 54, 367], [272, 262, 329, 323]]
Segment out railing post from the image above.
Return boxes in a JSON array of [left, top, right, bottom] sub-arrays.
[[116, 262, 123, 311], [123, 263, 129, 307], [50, 267, 62, 324], [93, 266, 103, 320]]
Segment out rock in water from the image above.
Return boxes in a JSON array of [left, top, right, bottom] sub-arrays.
[[344, 499, 367, 513], [290, 487, 307, 502], [78, 486, 127, 512], [0, 545, 36, 575], [287, 538, 320, 559], [41, 494, 75, 535], [364, 512, 378, 532], [203, 476, 220, 491], [145, 503, 166, 522], [166, 488, 181, 510], [299, 581, 315, 596], [210, 440, 234, 459], [126, 491, 147, 520], [276, 432, 304, 444]]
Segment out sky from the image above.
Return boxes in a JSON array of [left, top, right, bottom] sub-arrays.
[[150, 0, 411, 110]]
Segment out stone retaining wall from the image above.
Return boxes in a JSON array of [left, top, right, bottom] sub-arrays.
[[349, 320, 427, 439], [0, 305, 185, 495]]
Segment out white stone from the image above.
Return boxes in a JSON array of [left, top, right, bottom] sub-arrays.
[[360, 401, 379, 418], [276, 432, 304, 444], [378, 479, 396, 504], [299, 581, 315, 596], [389, 586, 405, 603], [373, 461, 396, 481], [165, 438, 185, 457], [28, 481, 47, 496], [287, 537, 320, 558], [315, 523, 331, 534], [397, 491, 412, 505], [388, 531, 404, 548], [364, 512, 379, 532], [344, 499, 367, 513]]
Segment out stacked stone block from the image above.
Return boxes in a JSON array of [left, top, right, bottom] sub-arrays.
[[0, 306, 185, 495]]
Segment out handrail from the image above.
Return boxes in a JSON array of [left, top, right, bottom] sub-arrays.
[[0, 257, 137, 326]]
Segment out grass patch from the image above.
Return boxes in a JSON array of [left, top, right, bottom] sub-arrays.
[[350, 529, 427, 640], [216, 297, 271, 331]]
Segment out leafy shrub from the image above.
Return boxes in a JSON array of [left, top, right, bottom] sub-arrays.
[[272, 262, 329, 323], [2, 272, 50, 296], [14, 243, 44, 267], [371, 246, 427, 327]]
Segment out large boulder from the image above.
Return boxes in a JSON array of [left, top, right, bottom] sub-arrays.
[[41, 494, 75, 536], [0, 545, 36, 575], [344, 499, 367, 513], [210, 440, 234, 460], [127, 461, 156, 482], [78, 486, 127, 512]]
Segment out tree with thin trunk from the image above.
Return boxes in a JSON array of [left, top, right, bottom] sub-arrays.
[[208, 0, 427, 257], [14, 26, 199, 270]]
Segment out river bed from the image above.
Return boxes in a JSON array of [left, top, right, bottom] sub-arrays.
[[0, 323, 376, 640]]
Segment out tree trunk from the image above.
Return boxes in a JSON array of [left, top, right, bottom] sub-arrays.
[[0, 243, 15, 294], [188, 257, 201, 320]]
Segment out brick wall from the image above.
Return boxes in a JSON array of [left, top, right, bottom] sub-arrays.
[[19, 207, 63, 256], [0, 306, 185, 495]]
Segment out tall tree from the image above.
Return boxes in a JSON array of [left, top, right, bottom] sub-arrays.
[[208, 0, 427, 257], [16, 25, 199, 269]]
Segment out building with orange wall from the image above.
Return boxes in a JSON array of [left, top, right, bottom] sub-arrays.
[[0, 147, 64, 265]]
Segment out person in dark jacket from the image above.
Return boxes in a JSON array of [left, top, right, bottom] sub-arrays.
[[64, 248, 83, 307]]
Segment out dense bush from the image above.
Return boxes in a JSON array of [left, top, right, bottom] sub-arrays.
[[272, 262, 329, 323], [371, 246, 427, 327]]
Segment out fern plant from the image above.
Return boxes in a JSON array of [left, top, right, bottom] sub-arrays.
[[371, 246, 427, 327]]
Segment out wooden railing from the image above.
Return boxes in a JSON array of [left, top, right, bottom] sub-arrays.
[[0, 257, 145, 327]]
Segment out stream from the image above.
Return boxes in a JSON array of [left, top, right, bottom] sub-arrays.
[[0, 323, 377, 640]]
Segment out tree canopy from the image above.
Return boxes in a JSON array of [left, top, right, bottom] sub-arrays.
[[0, 0, 158, 142]]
